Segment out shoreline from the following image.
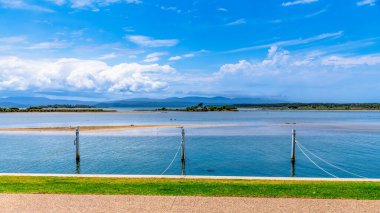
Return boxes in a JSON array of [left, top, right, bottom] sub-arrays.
[[1, 173, 379, 182], [0, 123, 236, 132]]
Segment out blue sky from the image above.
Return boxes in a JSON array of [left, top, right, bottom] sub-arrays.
[[0, 0, 379, 102]]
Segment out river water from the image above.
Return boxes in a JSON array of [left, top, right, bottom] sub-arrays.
[[0, 110, 379, 178]]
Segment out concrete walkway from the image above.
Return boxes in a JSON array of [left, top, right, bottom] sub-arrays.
[[1, 194, 379, 213]]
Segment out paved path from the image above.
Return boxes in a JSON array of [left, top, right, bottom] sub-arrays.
[[1, 194, 379, 213]]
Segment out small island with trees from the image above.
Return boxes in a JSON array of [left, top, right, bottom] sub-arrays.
[[157, 103, 238, 112]]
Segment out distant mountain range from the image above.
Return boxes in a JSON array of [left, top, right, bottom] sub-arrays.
[[0, 97, 97, 108], [0, 96, 286, 108], [96, 96, 286, 108]]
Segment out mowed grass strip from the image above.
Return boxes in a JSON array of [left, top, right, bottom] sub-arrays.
[[0, 176, 379, 199]]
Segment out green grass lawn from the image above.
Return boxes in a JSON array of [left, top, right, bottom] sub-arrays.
[[0, 176, 379, 199]]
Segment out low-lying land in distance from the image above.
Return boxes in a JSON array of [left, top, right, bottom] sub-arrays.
[[235, 103, 380, 110], [156, 103, 238, 112], [2, 103, 380, 113], [0, 105, 115, 113]]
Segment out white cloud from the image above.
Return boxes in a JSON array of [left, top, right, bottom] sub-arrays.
[[357, 0, 377, 6], [27, 41, 70, 49], [217, 8, 228, 12], [127, 35, 179, 47], [169, 56, 182, 61], [98, 53, 122, 60], [46, 0, 141, 10], [211, 46, 380, 102], [305, 8, 327, 18], [321, 55, 380, 66], [183, 53, 195, 58], [226, 19, 246, 26], [217, 46, 289, 77], [160, 6, 181, 13], [0, 36, 27, 43], [126, 0, 142, 3], [217, 45, 380, 79], [143, 52, 167, 63], [225, 31, 343, 53], [0, 0, 54, 12], [168, 51, 205, 62], [0, 56, 175, 94], [282, 0, 318, 7]]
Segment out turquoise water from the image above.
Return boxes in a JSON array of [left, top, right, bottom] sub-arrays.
[[0, 110, 379, 178]]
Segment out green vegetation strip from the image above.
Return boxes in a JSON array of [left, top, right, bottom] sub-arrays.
[[0, 176, 380, 199]]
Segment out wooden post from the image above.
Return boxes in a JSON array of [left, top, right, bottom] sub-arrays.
[[291, 129, 296, 162], [181, 127, 186, 176], [76, 160, 81, 174], [291, 161, 295, 177], [76, 127, 80, 162]]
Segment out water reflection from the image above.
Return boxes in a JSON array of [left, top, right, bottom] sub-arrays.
[[76, 159, 81, 174], [291, 161, 295, 177]]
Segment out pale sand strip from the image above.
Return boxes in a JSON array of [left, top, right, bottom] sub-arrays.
[[0, 123, 235, 132], [1, 194, 379, 213], [1, 174, 380, 182]]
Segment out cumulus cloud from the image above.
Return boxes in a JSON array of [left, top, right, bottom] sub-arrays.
[[217, 46, 291, 77], [216, 45, 380, 78], [0, 57, 175, 94], [127, 35, 179, 47], [357, 0, 377, 6]]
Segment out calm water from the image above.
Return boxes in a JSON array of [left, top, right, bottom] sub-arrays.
[[0, 110, 379, 178]]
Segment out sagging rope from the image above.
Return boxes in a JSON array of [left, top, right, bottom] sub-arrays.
[[297, 140, 367, 178], [161, 142, 182, 175], [296, 142, 338, 178]]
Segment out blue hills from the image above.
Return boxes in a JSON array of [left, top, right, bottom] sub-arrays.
[[0, 96, 286, 108]]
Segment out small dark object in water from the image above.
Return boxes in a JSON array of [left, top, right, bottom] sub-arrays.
[[204, 169, 215, 173], [285, 122, 296, 125]]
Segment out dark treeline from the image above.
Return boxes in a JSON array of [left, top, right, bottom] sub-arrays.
[[37, 104, 95, 108], [234, 103, 380, 110], [0, 106, 112, 113]]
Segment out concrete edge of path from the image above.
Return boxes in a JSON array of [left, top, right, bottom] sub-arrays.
[[1, 173, 380, 182]]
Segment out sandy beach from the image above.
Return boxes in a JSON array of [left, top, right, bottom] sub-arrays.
[[0, 123, 235, 132]]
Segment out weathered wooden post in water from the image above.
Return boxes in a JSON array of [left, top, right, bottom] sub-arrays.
[[75, 127, 80, 162], [291, 129, 296, 162], [290, 129, 296, 176], [181, 127, 186, 176]]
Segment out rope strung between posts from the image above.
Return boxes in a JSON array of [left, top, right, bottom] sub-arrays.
[[296, 142, 338, 178], [161, 141, 182, 175], [296, 141, 367, 178]]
